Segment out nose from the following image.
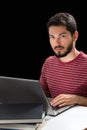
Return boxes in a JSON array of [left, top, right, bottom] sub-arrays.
[[55, 38, 61, 45]]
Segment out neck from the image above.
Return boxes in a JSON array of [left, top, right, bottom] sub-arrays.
[[59, 49, 80, 62]]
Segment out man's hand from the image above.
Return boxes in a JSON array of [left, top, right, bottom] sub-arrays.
[[50, 94, 79, 107]]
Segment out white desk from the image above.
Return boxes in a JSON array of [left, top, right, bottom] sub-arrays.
[[41, 105, 87, 130]]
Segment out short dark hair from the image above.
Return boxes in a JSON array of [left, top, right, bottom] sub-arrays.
[[46, 12, 77, 35]]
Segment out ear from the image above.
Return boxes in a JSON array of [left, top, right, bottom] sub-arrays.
[[73, 31, 79, 42]]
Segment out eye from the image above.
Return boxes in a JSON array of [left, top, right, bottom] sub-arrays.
[[49, 35, 54, 39], [60, 34, 66, 38]]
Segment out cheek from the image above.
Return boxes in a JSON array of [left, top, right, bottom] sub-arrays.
[[50, 42, 55, 49], [50, 39, 57, 46]]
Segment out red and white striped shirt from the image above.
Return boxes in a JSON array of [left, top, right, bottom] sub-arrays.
[[39, 51, 87, 98]]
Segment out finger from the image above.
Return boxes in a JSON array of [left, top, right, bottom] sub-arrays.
[[59, 102, 67, 107], [51, 99, 65, 107]]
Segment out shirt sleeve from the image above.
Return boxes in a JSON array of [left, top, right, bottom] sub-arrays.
[[39, 64, 51, 97]]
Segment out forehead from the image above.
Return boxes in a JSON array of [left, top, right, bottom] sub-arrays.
[[49, 25, 69, 35]]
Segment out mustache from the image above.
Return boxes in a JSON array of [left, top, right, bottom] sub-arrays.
[[54, 45, 64, 49]]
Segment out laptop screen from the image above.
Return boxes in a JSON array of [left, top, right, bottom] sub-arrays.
[[0, 76, 74, 117], [0, 76, 49, 114], [0, 76, 43, 103]]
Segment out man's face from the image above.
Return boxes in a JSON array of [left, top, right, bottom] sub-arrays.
[[48, 26, 76, 58]]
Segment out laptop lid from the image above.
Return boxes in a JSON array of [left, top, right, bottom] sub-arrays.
[[0, 76, 73, 118], [0, 103, 45, 124], [0, 76, 46, 123], [0, 76, 41, 103]]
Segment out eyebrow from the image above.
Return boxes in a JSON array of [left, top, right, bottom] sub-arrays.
[[57, 32, 67, 36], [49, 32, 67, 37]]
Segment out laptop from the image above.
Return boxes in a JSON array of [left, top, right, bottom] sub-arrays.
[[0, 76, 45, 124], [0, 76, 74, 123]]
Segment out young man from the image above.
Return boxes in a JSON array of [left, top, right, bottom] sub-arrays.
[[39, 12, 87, 108]]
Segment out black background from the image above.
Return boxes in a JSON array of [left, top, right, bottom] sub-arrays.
[[0, 0, 87, 79]]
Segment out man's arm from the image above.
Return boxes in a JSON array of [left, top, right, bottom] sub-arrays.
[[50, 94, 87, 107]]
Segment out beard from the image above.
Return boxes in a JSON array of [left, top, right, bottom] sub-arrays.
[[54, 42, 73, 58]]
